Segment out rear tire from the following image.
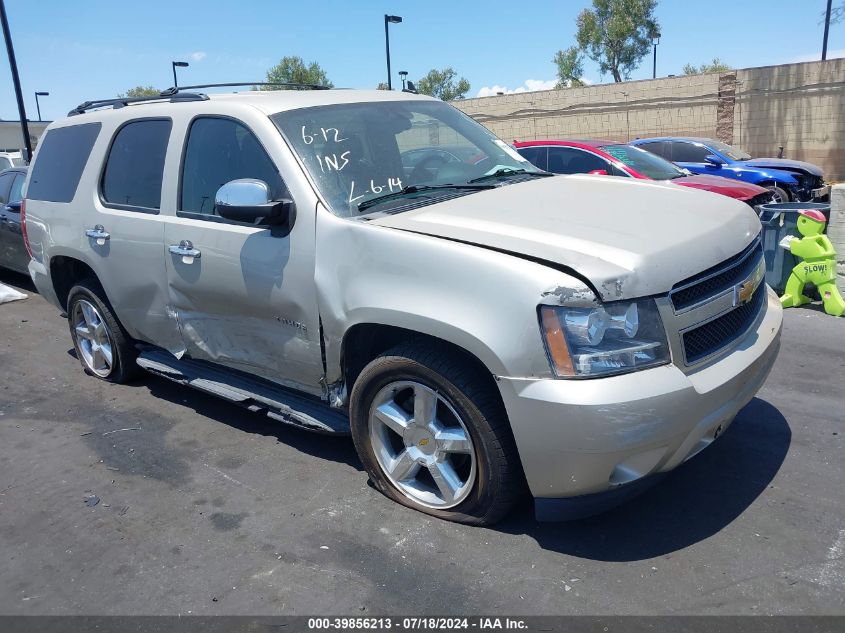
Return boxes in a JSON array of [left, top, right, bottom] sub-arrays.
[[349, 341, 524, 525], [67, 281, 138, 383]]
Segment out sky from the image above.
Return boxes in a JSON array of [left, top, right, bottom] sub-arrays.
[[1, 0, 843, 122]]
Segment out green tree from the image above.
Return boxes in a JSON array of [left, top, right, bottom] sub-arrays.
[[376, 82, 389, 90], [575, 0, 660, 83], [553, 46, 585, 87], [262, 56, 333, 88], [119, 86, 160, 98], [416, 68, 471, 101], [682, 58, 733, 75]]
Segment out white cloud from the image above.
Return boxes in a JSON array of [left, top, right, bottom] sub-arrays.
[[788, 49, 845, 63], [476, 78, 557, 97], [189, 51, 207, 62]]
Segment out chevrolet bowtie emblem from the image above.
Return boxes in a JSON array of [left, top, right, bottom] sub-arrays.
[[737, 280, 756, 305]]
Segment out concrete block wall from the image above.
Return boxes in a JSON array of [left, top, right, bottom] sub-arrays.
[[454, 59, 845, 180]]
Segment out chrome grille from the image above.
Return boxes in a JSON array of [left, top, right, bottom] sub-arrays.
[[670, 237, 763, 312], [682, 283, 766, 364]]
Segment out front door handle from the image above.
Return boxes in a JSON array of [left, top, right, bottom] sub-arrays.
[[85, 224, 110, 245], [169, 240, 201, 260]]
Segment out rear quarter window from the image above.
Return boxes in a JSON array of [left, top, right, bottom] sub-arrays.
[[27, 122, 101, 203]]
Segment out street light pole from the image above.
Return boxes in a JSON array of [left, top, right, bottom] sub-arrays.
[[822, 0, 833, 60], [0, 0, 33, 162], [172, 60, 189, 88], [652, 34, 660, 79], [399, 70, 408, 91], [384, 14, 402, 90], [35, 91, 49, 122]]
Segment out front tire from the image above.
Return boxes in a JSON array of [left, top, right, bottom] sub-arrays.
[[765, 185, 791, 203], [67, 281, 138, 383], [349, 341, 523, 525]]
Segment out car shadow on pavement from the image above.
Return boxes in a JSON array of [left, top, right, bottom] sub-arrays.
[[498, 397, 791, 561], [0, 269, 36, 293], [140, 374, 364, 471]]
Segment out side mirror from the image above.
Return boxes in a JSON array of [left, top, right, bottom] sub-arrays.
[[215, 179, 294, 228], [588, 169, 608, 176], [6, 200, 21, 212], [704, 154, 724, 166]]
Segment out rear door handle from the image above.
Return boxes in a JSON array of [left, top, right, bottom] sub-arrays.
[[85, 224, 110, 245], [169, 240, 201, 260]]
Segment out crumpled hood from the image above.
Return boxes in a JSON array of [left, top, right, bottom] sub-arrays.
[[372, 175, 761, 302], [742, 157, 824, 177], [671, 174, 769, 200]]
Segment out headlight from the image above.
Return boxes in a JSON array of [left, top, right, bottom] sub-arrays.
[[539, 300, 670, 378]]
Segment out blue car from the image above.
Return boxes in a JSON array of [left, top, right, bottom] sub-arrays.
[[630, 137, 828, 203]]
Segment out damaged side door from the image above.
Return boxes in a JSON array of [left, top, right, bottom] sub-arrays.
[[162, 115, 324, 396]]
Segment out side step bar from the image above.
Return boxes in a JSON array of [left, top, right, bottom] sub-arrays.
[[136, 349, 349, 435]]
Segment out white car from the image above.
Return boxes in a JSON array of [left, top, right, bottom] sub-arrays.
[[0, 151, 24, 171], [22, 85, 782, 524]]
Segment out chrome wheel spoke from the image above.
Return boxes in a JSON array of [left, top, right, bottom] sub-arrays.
[[93, 321, 108, 344], [388, 449, 421, 481], [413, 385, 438, 425], [91, 345, 105, 369], [435, 427, 472, 454], [80, 302, 97, 329], [428, 461, 461, 504], [100, 343, 113, 367], [373, 401, 411, 436], [75, 325, 94, 341]]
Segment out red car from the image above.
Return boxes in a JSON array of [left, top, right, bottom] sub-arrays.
[[514, 139, 775, 208]]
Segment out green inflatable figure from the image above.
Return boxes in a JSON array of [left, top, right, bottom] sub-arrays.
[[779, 209, 845, 317]]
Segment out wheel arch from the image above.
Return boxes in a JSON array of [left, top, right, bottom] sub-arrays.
[[49, 255, 102, 311], [341, 322, 505, 413], [757, 180, 793, 201]]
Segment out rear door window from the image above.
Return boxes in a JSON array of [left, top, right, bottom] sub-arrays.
[[636, 141, 669, 160], [101, 119, 171, 211], [0, 172, 13, 204], [27, 123, 101, 203], [9, 174, 25, 205]]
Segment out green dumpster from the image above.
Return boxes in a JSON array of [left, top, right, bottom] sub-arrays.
[[757, 202, 831, 294]]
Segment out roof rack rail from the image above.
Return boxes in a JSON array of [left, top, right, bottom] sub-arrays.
[[68, 91, 208, 116], [68, 81, 331, 116], [159, 82, 332, 95]]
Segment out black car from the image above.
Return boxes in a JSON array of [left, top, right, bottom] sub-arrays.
[[0, 167, 29, 274]]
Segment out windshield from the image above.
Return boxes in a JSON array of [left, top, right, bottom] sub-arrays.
[[271, 100, 542, 216], [706, 139, 751, 161], [601, 144, 686, 180]]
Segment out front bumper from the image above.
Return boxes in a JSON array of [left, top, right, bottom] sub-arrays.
[[498, 288, 783, 508]]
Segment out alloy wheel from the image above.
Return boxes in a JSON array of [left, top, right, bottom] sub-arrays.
[[72, 299, 114, 377], [368, 381, 477, 509]]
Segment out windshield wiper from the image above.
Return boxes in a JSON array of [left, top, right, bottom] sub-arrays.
[[468, 168, 554, 183], [357, 183, 494, 213]]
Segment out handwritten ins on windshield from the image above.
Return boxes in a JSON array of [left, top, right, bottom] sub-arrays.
[[300, 125, 403, 205]]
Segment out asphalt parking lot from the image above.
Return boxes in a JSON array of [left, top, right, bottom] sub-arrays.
[[0, 268, 843, 616]]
